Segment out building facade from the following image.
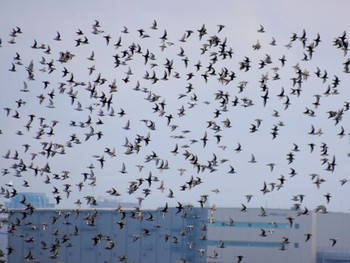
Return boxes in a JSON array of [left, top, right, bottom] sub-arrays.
[[5, 192, 55, 209], [3, 206, 350, 263], [205, 208, 350, 263], [7, 206, 207, 263]]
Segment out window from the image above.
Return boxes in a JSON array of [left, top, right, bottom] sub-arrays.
[[209, 221, 289, 229]]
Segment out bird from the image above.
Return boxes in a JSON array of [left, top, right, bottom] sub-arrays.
[[241, 203, 247, 212], [286, 216, 294, 228], [248, 154, 257, 163], [167, 188, 175, 198], [200, 131, 208, 147], [218, 240, 225, 248], [304, 233, 312, 242], [1, 18, 349, 263], [53, 31, 61, 41], [150, 20, 158, 30], [330, 237, 338, 247], [324, 193, 331, 204], [237, 255, 244, 263], [266, 163, 275, 172], [260, 228, 267, 237], [245, 194, 253, 203], [257, 24, 265, 33], [228, 165, 236, 174]]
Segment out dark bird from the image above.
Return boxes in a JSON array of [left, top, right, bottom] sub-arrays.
[[257, 24, 265, 33], [237, 255, 244, 263], [54, 31, 61, 41], [260, 228, 267, 237], [200, 131, 208, 147], [304, 233, 312, 242], [330, 237, 338, 247]]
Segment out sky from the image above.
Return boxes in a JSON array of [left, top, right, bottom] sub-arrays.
[[1, 0, 350, 212]]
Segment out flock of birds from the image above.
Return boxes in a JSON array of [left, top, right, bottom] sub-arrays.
[[1, 19, 350, 262]]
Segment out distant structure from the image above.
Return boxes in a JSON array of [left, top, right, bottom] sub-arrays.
[[5, 207, 350, 263], [5, 192, 55, 209], [90, 197, 138, 209], [0, 212, 8, 263], [206, 208, 350, 263], [7, 206, 207, 263], [2, 192, 54, 262]]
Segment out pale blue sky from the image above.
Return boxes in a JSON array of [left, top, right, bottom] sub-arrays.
[[1, 0, 350, 212]]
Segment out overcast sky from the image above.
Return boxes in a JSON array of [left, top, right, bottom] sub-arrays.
[[1, 0, 350, 212]]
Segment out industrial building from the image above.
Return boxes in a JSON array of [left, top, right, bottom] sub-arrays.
[[6, 206, 207, 263], [5, 192, 55, 209], [205, 207, 350, 263], [3, 201, 350, 263]]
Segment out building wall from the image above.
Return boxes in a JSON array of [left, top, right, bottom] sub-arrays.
[[315, 212, 350, 263], [5, 207, 350, 263], [0, 213, 8, 263], [206, 208, 350, 263], [5, 192, 55, 209], [206, 207, 312, 263], [7, 207, 207, 263]]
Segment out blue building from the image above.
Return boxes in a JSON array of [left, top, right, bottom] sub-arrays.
[[5, 192, 55, 209], [7, 206, 207, 263]]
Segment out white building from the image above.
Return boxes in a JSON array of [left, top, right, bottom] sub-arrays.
[[206, 207, 350, 263]]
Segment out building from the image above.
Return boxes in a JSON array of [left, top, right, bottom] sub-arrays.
[[206, 207, 350, 263], [2, 192, 55, 262], [0, 212, 8, 263], [315, 212, 350, 263], [89, 197, 138, 209], [7, 206, 207, 263], [4, 206, 350, 263], [5, 192, 55, 209]]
